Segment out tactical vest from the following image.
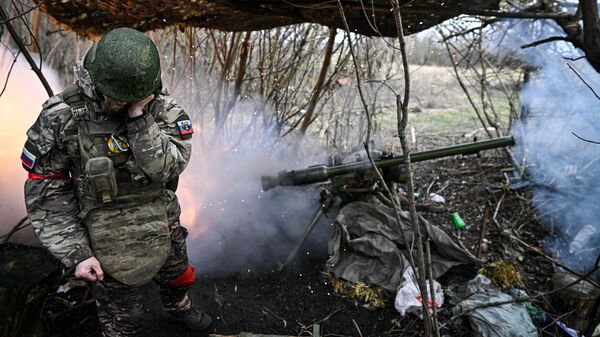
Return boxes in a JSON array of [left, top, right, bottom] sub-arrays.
[[62, 85, 170, 286]]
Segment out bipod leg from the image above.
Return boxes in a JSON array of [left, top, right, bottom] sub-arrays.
[[279, 194, 334, 271]]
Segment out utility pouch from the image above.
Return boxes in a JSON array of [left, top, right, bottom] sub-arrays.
[[125, 157, 150, 186], [85, 157, 118, 203]]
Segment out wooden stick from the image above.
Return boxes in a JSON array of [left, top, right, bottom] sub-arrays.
[[476, 201, 491, 259], [425, 240, 441, 337], [352, 319, 364, 337]]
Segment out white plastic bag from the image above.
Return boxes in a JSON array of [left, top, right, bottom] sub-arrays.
[[394, 267, 444, 318], [429, 193, 446, 204]]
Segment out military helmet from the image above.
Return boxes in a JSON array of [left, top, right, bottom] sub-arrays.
[[84, 27, 161, 103]]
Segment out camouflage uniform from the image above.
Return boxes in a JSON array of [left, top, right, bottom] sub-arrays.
[[22, 63, 197, 336]]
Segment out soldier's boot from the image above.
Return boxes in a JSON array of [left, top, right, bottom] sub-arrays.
[[160, 278, 212, 331], [163, 305, 212, 331]]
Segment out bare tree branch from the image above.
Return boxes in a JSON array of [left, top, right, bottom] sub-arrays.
[[0, 5, 53, 97], [0, 50, 20, 97], [520, 35, 571, 49], [572, 131, 600, 144], [11, 0, 43, 69], [390, 1, 435, 335], [566, 62, 600, 100]]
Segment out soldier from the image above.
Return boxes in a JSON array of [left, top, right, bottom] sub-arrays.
[[21, 27, 211, 336]]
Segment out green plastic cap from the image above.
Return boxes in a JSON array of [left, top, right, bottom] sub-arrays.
[[84, 27, 161, 103], [450, 212, 466, 230]]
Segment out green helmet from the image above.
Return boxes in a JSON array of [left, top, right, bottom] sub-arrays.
[[84, 27, 161, 103]]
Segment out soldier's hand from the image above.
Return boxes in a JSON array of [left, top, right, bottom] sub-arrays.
[[127, 94, 154, 118], [75, 257, 105, 281]]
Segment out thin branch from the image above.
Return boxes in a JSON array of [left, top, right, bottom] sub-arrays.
[[0, 2, 41, 24], [0, 50, 20, 97], [439, 30, 495, 139], [0, 216, 30, 244], [365, 79, 399, 96], [563, 56, 586, 61], [572, 131, 600, 144], [566, 62, 600, 100], [218, 31, 252, 129], [352, 319, 364, 337], [390, 1, 436, 336], [335, 9, 430, 333], [0, 5, 53, 97], [336, 0, 372, 144], [520, 36, 570, 49], [426, 240, 441, 337], [11, 0, 42, 69], [442, 18, 499, 41]]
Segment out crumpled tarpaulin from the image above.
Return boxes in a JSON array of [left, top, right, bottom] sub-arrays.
[[452, 275, 538, 337], [326, 201, 477, 291], [453, 292, 538, 337]]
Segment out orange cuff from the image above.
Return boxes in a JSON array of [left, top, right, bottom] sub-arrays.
[[168, 265, 196, 287]]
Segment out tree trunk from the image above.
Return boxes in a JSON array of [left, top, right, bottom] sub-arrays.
[[580, 0, 600, 73], [299, 27, 336, 136], [0, 243, 61, 337]]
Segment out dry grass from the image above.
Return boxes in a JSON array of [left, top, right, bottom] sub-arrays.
[[374, 64, 518, 145]]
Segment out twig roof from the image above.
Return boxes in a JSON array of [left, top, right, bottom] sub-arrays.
[[37, 0, 500, 37]]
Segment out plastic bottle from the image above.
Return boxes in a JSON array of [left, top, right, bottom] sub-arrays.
[[569, 224, 596, 254], [450, 212, 466, 230]]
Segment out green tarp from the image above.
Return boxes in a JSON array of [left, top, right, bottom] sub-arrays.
[[326, 201, 477, 291]]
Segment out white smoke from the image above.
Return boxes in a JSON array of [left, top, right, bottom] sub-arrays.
[[491, 19, 600, 275], [172, 92, 335, 275]]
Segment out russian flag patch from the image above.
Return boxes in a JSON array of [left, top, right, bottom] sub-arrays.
[[176, 119, 194, 136], [21, 147, 37, 170]]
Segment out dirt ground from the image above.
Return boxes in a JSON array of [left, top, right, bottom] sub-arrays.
[[42, 144, 574, 337]]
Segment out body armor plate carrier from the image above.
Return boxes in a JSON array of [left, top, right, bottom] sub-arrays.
[[63, 85, 170, 286]]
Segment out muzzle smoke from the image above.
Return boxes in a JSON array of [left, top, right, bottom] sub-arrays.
[[173, 94, 335, 275]]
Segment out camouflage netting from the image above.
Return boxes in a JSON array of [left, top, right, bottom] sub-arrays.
[[37, 0, 500, 37]]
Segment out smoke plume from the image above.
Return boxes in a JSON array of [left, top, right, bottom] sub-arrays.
[[172, 93, 335, 276], [494, 19, 600, 275]]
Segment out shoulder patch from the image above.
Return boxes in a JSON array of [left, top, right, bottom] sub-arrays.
[[21, 140, 42, 172], [175, 113, 193, 140]]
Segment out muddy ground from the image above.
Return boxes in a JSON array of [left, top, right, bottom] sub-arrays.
[[43, 150, 572, 337]]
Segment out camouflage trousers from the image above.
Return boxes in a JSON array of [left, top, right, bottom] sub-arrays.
[[93, 221, 194, 337]]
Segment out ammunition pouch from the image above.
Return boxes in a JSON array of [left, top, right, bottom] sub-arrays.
[[85, 157, 118, 203]]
